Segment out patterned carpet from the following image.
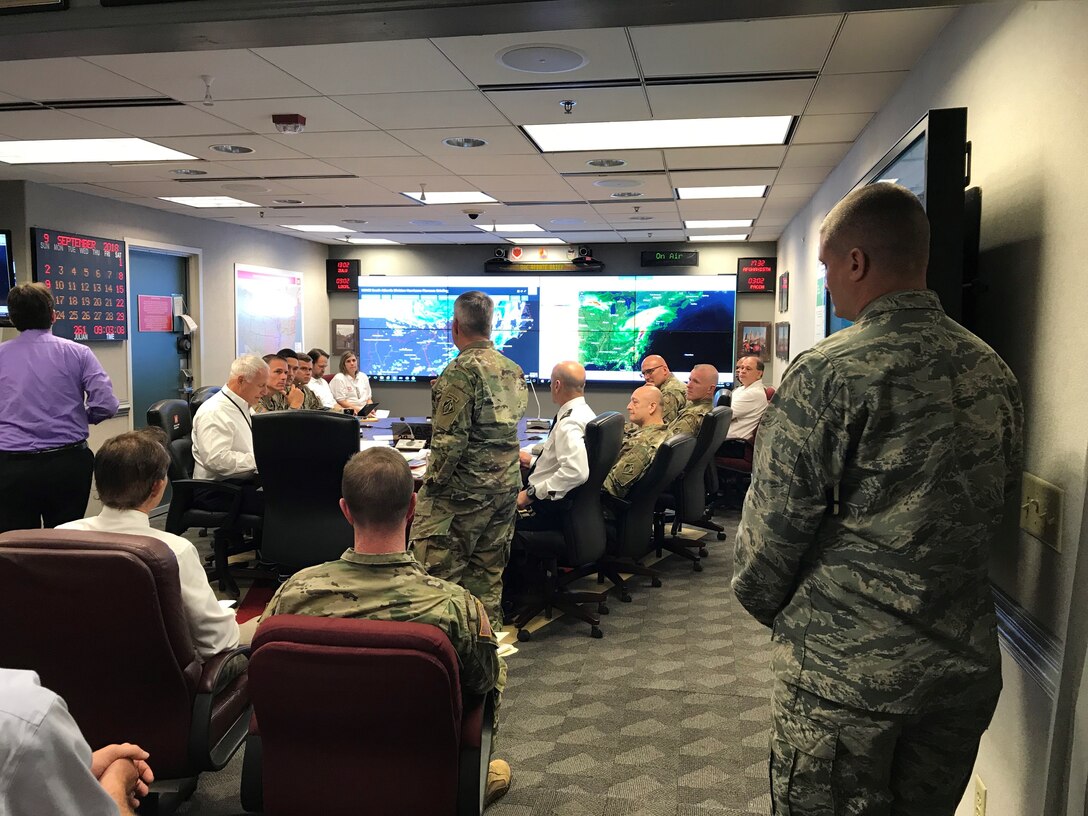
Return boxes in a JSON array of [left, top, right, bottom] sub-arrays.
[[169, 511, 774, 816]]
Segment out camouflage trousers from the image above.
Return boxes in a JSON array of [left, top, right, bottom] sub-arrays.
[[770, 680, 998, 816], [409, 486, 518, 627]]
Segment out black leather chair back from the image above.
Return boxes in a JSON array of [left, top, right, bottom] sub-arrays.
[[559, 411, 623, 564], [613, 434, 695, 558], [190, 385, 221, 416], [674, 406, 732, 521], [147, 399, 194, 481], [253, 411, 360, 570]]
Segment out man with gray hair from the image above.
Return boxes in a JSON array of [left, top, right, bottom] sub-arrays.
[[410, 291, 527, 627], [733, 183, 1023, 814]]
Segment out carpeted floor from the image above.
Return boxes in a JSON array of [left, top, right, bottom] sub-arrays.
[[167, 511, 774, 816]]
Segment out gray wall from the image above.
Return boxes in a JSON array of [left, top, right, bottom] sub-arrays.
[[774, 4, 1088, 814]]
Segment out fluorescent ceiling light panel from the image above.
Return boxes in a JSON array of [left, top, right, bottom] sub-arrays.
[[279, 225, 357, 233], [346, 237, 402, 245], [684, 219, 754, 229], [675, 186, 767, 200], [689, 234, 749, 242], [475, 223, 544, 233], [400, 191, 498, 205], [507, 238, 566, 245], [0, 138, 196, 164], [525, 116, 792, 152], [159, 196, 259, 208]]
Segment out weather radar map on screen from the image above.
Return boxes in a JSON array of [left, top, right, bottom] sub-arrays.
[[357, 275, 735, 383]]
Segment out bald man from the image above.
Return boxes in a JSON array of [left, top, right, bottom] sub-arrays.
[[638, 355, 686, 424], [670, 364, 719, 439], [603, 385, 671, 500], [515, 361, 596, 530]]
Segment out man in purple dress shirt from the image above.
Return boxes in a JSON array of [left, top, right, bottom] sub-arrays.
[[0, 283, 119, 533]]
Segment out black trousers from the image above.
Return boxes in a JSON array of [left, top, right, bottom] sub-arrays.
[[0, 445, 94, 533], [514, 498, 568, 533], [193, 476, 264, 517]]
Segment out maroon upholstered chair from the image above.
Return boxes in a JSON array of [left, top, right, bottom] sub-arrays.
[[0, 529, 250, 798], [241, 615, 493, 816]]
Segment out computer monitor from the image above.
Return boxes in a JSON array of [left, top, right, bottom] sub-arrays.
[[0, 230, 16, 327]]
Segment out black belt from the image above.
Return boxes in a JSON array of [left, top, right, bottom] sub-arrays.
[[0, 440, 88, 460]]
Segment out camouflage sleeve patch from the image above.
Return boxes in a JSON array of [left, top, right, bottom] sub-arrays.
[[474, 596, 494, 641]]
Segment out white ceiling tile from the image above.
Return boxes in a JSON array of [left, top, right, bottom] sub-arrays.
[[607, 217, 683, 230], [780, 142, 852, 168], [389, 126, 536, 156], [566, 173, 673, 200], [806, 72, 908, 115], [755, 216, 795, 228], [274, 177, 412, 205], [433, 28, 637, 85], [551, 231, 625, 243], [0, 58, 159, 101], [432, 153, 555, 176], [749, 227, 782, 241], [760, 199, 807, 219], [791, 113, 873, 144], [150, 133, 311, 161], [647, 79, 813, 119], [545, 150, 665, 174], [592, 201, 679, 216], [85, 50, 319, 101], [18, 160, 237, 183], [486, 86, 650, 126], [630, 16, 842, 76], [217, 158, 351, 177], [618, 230, 687, 241], [0, 91, 27, 104], [676, 199, 765, 219], [491, 190, 582, 203], [669, 168, 777, 187], [71, 105, 246, 138], [194, 97, 377, 134], [332, 91, 506, 130], [663, 146, 786, 171], [463, 174, 575, 194], [266, 130, 417, 158], [254, 40, 473, 95], [368, 175, 472, 194], [0, 109, 127, 139], [825, 8, 957, 74], [765, 182, 821, 200], [773, 166, 831, 185], [323, 156, 452, 176]]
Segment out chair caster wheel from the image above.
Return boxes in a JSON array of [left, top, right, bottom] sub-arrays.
[[699, 547, 709, 558], [620, 592, 632, 603], [693, 561, 703, 573], [590, 626, 603, 639], [716, 532, 726, 541], [598, 603, 610, 615], [651, 577, 662, 588], [516, 629, 531, 642]]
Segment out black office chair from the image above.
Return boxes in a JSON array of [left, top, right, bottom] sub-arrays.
[[147, 399, 263, 595], [190, 385, 221, 416], [508, 411, 624, 641], [252, 411, 359, 572], [599, 434, 695, 602], [654, 406, 732, 571]]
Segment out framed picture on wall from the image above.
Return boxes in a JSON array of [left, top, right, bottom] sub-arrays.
[[775, 322, 791, 361], [736, 321, 771, 362], [779, 271, 789, 312], [331, 319, 358, 355]]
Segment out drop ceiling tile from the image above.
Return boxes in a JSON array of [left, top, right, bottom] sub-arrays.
[[592, 201, 679, 216], [150, 134, 311, 161], [195, 97, 377, 134], [48, 182, 140, 198], [780, 142, 852, 168], [647, 79, 813, 119], [389, 126, 536, 156], [606, 216, 683, 230], [791, 113, 873, 144], [759, 199, 807, 219], [566, 173, 673, 199], [332, 91, 506, 130], [0, 90, 27, 104], [432, 154, 555, 176], [433, 28, 637, 86], [217, 158, 352, 177], [485, 86, 650, 126], [86, 179, 263, 198], [255, 40, 473, 95], [71, 105, 246, 138], [0, 58, 159, 101], [630, 16, 842, 76], [551, 231, 624, 243], [669, 168, 777, 187], [773, 166, 831, 185], [492, 190, 583, 204], [275, 177, 411, 205], [323, 156, 452, 176], [0, 109, 128, 139], [266, 130, 418, 158], [618, 230, 686, 241], [86, 50, 319, 101], [766, 182, 821, 200], [825, 8, 957, 74], [368, 175, 473, 195], [806, 72, 908, 115], [29, 160, 239, 183], [749, 227, 782, 241], [663, 146, 786, 171], [463, 174, 576, 193], [676, 199, 765, 219], [755, 216, 795, 228], [545, 150, 665, 174]]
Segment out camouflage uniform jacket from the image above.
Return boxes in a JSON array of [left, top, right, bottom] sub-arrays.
[[670, 397, 712, 440], [261, 549, 505, 696], [258, 385, 324, 413], [733, 289, 1023, 714], [425, 340, 527, 495], [658, 374, 687, 425], [603, 423, 672, 500]]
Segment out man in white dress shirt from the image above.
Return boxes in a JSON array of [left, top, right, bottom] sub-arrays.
[[59, 428, 240, 660], [515, 361, 596, 530], [727, 355, 770, 441], [305, 348, 338, 409]]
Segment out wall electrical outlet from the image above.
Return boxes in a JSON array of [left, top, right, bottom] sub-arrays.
[[1020, 472, 1063, 552], [973, 774, 987, 816]]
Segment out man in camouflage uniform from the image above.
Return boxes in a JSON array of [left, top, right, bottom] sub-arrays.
[[291, 352, 327, 411], [732, 183, 1023, 815], [603, 385, 671, 500], [669, 363, 718, 439], [638, 355, 686, 424], [260, 446, 511, 805], [256, 353, 305, 413], [409, 290, 528, 627]]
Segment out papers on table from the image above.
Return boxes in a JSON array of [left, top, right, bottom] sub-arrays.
[[374, 409, 390, 418]]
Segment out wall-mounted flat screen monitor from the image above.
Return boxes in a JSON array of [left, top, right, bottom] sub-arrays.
[[356, 274, 737, 384], [0, 230, 16, 327]]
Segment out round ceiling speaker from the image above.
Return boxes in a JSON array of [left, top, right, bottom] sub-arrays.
[[498, 44, 588, 74]]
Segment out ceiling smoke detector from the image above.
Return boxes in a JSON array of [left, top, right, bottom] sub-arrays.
[[272, 114, 306, 134]]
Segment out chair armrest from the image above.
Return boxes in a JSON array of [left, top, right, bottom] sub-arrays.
[[189, 646, 252, 772], [197, 645, 250, 693], [167, 479, 244, 535], [458, 692, 495, 816]]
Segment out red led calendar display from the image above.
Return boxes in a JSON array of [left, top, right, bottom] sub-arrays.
[[31, 228, 127, 343]]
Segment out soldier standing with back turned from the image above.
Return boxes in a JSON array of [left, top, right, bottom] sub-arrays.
[[410, 291, 527, 627]]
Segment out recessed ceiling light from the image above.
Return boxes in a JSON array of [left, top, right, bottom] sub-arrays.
[[171, 168, 207, 176], [593, 178, 642, 189], [689, 234, 749, 242], [685, 219, 754, 229], [676, 186, 766, 200], [550, 218, 585, 226], [525, 115, 792, 152], [346, 237, 401, 245], [610, 191, 643, 199], [410, 219, 445, 227], [0, 138, 197, 165], [159, 196, 258, 208], [498, 44, 587, 74], [401, 191, 498, 205], [222, 183, 270, 193], [442, 137, 487, 149], [507, 237, 567, 245], [280, 225, 357, 233], [272, 198, 304, 205], [210, 144, 254, 154], [586, 158, 626, 168], [475, 223, 544, 233]]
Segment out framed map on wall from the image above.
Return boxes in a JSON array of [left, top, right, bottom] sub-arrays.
[[235, 263, 304, 356]]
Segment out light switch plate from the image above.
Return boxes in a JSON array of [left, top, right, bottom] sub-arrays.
[[1020, 472, 1063, 552]]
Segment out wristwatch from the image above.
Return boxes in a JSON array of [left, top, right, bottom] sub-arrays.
[[526, 485, 537, 500]]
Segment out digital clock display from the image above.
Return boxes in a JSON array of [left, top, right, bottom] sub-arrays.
[[737, 257, 777, 293], [326, 259, 361, 292], [31, 228, 128, 342]]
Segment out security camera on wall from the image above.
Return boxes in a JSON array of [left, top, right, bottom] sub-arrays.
[[463, 209, 482, 221]]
